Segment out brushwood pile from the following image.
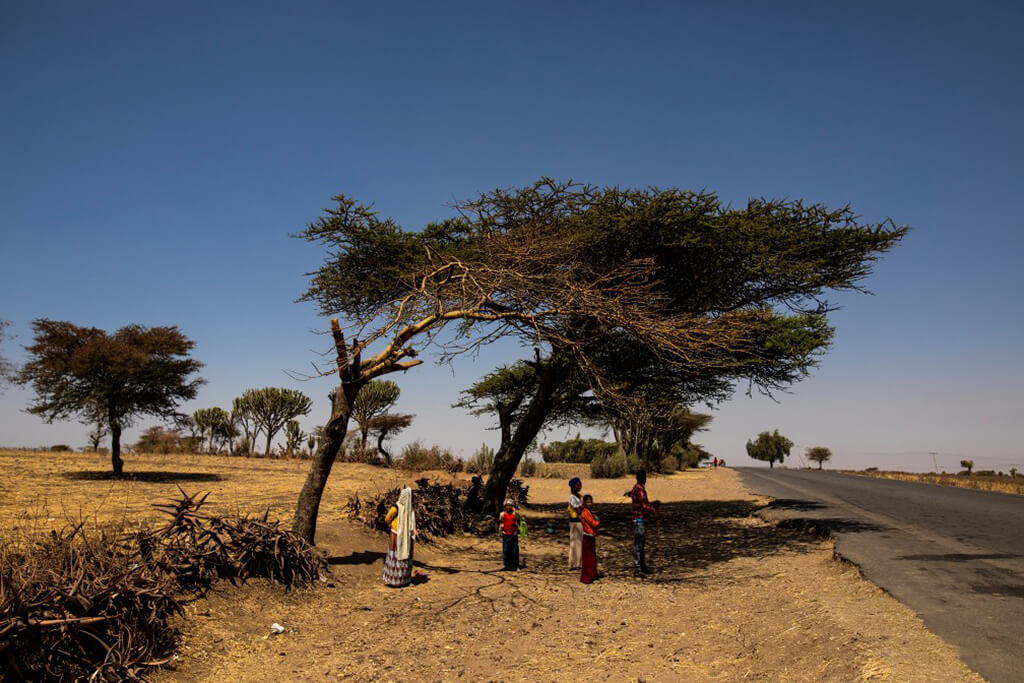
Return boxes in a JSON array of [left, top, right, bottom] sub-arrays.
[[0, 490, 326, 681], [346, 477, 530, 540]]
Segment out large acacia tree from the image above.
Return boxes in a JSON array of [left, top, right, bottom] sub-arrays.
[[18, 320, 204, 475], [291, 179, 906, 542]]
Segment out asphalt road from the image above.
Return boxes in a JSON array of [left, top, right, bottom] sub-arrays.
[[737, 467, 1024, 683]]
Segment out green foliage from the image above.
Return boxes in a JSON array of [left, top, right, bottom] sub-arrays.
[[806, 446, 832, 469], [17, 320, 204, 474], [959, 459, 974, 475], [589, 450, 640, 478], [464, 443, 495, 474], [397, 440, 462, 473], [193, 407, 231, 454], [745, 430, 794, 468], [541, 438, 618, 464], [679, 443, 712, 469], [237, 387, 312, 457], [284, 420, 305, 458]]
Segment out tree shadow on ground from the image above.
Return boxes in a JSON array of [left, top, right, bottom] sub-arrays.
[[490, 499, 828, 584], [328, 550, 385, 566], [62, 471, 224, 483], [776, 517, 885, 535]]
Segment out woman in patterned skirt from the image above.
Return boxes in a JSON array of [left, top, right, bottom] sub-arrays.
[[382, 487, 416, 587]]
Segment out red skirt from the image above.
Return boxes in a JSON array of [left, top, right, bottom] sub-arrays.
[[580, 534, 598, 584]]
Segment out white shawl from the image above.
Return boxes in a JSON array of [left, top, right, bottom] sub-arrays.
[[396, 487, 415, 561]]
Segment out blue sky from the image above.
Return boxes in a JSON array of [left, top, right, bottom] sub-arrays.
[[1, 1, 1021, 472]]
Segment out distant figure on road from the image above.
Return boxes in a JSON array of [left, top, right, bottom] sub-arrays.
[[713, 457, 719, 468], [567, 477, 583, 570], [628, 470, 659, 576], [383, 487, 416, 588]]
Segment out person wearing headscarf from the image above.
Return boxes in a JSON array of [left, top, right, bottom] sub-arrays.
[[498, 498, 521, 571], [567, 477, 583, 570], [382, 487, 416, 587]]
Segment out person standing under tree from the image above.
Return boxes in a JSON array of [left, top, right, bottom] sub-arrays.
[[579, 494, 601, 584], [382, 487, 416, 587], [498, 498, 521, 571], [628, 470, 659, 576], [567, 477, 583, 570]]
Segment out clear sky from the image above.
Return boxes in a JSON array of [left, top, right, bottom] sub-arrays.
[[1, 1, 1021, 473]]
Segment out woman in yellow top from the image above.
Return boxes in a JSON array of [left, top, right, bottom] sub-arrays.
[[382, 487, 416, 587]]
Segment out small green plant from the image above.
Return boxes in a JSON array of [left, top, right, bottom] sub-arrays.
[[590, 451, 629, 478]]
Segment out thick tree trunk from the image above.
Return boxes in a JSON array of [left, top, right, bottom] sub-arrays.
[[110, 422, 123, 476], [769, 460, 774, 468], [265, 430, 274, 458], [481, 355, 569, 515], [292, 382, 361, 544]]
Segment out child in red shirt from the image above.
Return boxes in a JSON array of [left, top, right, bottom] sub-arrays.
[[498, 499, 521, 571], [580, 494, 600, 583]]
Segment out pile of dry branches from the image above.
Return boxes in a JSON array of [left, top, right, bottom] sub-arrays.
[[346, 477, 530, 541], [142, 490, 326, 593], [0, 524, 181, 681], [0, 490, 326, 681]]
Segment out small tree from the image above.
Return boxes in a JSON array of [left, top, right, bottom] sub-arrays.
[[746, 430, 794, 469], [0, 319, 15, 391], [367, 412, 413, 465], [18, 320, 204, 475], [349, 380, 400, 453], [231, 394, 259, 455], [284, 419, 305, 458], [86, 422, 108, 452], [241, 387, 313, 457], [960, 459, 974, 475], [806, 446, 832, 469], [193, 407, 230, 453]]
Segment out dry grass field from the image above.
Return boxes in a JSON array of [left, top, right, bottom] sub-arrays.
[[842, 469, 1024, 496], [1, 450, 982, 681]]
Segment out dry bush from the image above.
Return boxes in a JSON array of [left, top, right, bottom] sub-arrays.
[[396, 441, 462, 473]]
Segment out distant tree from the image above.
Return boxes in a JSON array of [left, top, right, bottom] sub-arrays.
[[349, 380, 400, 453], [193, 407, 231, 453], [17, 320, 204, 475], [960, 459, 974, 475], [214, 415, 239, 454], [284, 419, 305, 458], [86, 422, 108, 452], [0, 319, 15, 390], [240, 387, 313, 457], [806, 446, 832, 469], [746, 430, 794, 469], [367, 412, 414, 465], [231, 395, 259, 455], [134, 425, 186, 454]]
